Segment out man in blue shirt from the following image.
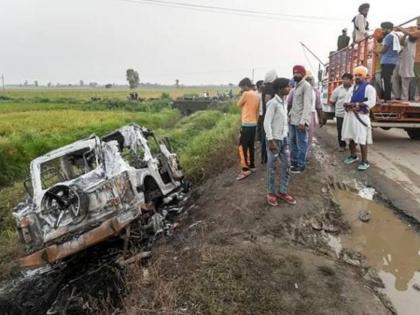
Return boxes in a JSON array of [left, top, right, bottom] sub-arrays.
[[380, 21, 401, 101]]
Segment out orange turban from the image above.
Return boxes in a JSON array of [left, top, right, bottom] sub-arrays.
[[353, 66, 368, 78]]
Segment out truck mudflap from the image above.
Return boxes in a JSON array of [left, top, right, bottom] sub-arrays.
[[19, 215, 137, 269]]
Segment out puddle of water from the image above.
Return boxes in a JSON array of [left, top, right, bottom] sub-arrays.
[[333, 190, 420, 315]]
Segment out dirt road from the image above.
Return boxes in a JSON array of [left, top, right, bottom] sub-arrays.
[[119, 154, 392, 314], [318, 122, 420, 222], [0, 135, 399, 314]]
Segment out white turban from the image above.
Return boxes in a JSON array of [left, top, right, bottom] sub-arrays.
[[264, 69, 278, 83]]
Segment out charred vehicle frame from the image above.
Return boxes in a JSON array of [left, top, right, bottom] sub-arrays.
[[14, 124, 187, 268]]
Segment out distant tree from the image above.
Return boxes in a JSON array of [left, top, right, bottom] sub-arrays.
[[47, 82, 52, 87], [126, 69, 140, 89], [175, 79, 179, 88], [89, 82, 98, 87], [34, 80, 38, 87], [79, 80, 84, 87], [105, 83, 112, 89], [24, 80, 28, 87]]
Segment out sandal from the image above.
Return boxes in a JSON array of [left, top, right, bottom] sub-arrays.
[[267, 193, 278, 206], [277, 193, 297, 205]]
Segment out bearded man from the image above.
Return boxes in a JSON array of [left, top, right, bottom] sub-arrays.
[[341, 66, 377, 171]]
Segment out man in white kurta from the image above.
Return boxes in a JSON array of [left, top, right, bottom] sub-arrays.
[[342, 66, 377, 171]]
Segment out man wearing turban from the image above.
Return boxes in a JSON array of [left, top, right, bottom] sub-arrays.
[[288, 65, 313, 173], [352, 3, 370, 43], [341, 66, 377, 171]]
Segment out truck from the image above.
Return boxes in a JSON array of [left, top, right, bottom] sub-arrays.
[[321, 16, 420, 140]]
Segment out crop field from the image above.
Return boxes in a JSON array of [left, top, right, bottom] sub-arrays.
[[2, 85, 235, 101], [0, 87, 240, 274]]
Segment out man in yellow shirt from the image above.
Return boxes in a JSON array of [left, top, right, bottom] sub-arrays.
[[237, 77, 260, 180]]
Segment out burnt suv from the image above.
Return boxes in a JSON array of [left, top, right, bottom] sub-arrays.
[[14, 124, 185, 268]]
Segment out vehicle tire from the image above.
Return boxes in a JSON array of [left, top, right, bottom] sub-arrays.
[[380, 127, 391, 131], [406, 128, 420, 140]]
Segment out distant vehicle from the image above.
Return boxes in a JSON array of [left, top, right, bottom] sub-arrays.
[[14, 124, 186, 268], [321, 17, 420, 139]]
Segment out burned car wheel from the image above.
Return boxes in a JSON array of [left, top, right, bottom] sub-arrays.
[[41, 185, 89, 228]]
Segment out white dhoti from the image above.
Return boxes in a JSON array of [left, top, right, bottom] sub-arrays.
[[341, 111, 372, 145]]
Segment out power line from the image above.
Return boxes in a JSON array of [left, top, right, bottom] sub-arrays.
[[115, 0, 345, 23]]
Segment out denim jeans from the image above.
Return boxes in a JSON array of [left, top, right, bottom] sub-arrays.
[[289, 124, 308, 169], [266, 138, 290, 194]]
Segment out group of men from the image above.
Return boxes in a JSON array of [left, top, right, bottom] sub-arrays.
[[236, 65, 325, 206], [236, 62, 379, 207], [234, 6, 419, 207], [337, 3, 420, 102]]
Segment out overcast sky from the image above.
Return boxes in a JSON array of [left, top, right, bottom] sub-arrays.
[[0, 0, 418, 85]]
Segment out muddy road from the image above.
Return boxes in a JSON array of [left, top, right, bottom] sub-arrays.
[[317, 122, 420, 315], [2, 129, 418, 314], [318, 122, 420, 222]]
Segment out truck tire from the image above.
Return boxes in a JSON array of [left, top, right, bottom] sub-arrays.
[[406, 129, 420, 140]]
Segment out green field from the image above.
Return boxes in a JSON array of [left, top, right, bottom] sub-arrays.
[[1, 86, 236, 101], [0, 87, 240, 275]]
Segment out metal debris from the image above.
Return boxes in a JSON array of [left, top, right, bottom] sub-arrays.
[[13, 123, 188, 268]]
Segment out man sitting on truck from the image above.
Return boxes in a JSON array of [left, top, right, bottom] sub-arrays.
[[337, 28, 350, 50], [330, 73, 353, 152], [342, 66, 377, 171]]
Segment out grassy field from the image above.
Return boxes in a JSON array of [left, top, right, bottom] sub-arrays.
[[0, 88, 240, 275], [1, 86, 236, 101]]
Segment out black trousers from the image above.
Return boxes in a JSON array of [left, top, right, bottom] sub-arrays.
[[239, 126, 256, 171], [381, 64, 396, 101], [257, 117, 267, 164], [336, 117, 346, 147]]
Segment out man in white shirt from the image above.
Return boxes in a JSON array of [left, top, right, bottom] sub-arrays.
[[342, 66, 377, 171], [264, 78, 296, 206], [330, 73, 353, 151], [352, 3, 370, 43]]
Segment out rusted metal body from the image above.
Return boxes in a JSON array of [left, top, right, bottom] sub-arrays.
[[322, 17, 420, 138], [14, 124, 185, 268]]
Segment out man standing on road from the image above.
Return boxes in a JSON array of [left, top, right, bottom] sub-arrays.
[[342, 66, 377, 171], [236, 77, 260, 180], [289, 65, 313, 173], [264, 78, 296, 206], [257, 71, 278, 165], [304, 72, 322, 159], [330, 73, 353, 152], [380, 21, 401, 101]]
